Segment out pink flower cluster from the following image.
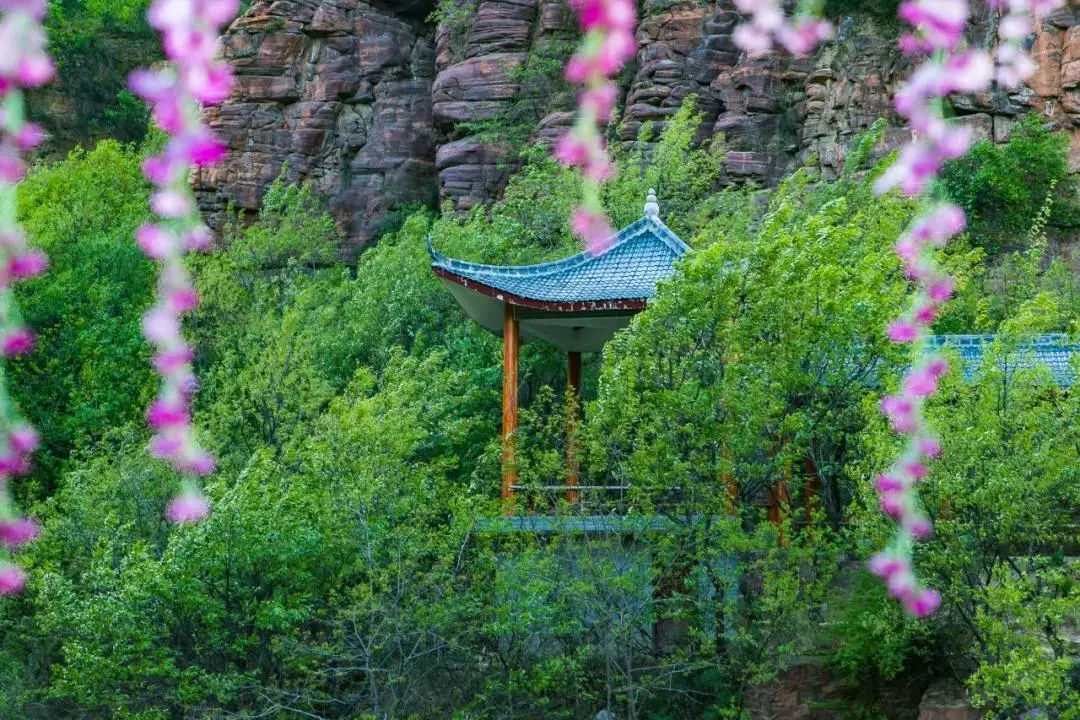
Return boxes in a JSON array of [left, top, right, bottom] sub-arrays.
[[991, 0, 1061, 86], [874, 51, 993, 197], [556, 0, 637, 252], [868, 0, 1059, 617], [731, 0, 833, 55], [130, 0, 239, 523], [0, 0, 53, 595]]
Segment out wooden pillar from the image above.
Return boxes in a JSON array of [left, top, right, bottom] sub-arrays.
[[768, 453, 791, 545], [722, 444, 738, 516], [502, 304, 519, 512], [805, 458, 821, 526], [566, 351, 582, 503]]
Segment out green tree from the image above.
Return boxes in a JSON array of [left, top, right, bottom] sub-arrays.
[[12, 140, 156, 496], [940, 113, 1080, 255]]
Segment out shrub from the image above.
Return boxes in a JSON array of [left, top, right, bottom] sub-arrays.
[[940, 114, 1080, 255]]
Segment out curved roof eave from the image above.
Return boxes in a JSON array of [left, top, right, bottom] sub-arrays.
[[428, 216, 691, 307]]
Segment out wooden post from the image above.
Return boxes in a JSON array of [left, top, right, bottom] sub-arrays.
[[722, 444, 738, 516], [502, 304, 520, 512], [805, 458, 821, 526], [566, 351, 582, 503], [768, 449, 791, 545]]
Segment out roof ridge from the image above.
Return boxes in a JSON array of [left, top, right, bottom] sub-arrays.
[[428, 216, 689, 279]]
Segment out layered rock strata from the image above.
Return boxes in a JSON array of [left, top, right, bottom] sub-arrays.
[[197, 0, 1080, 255]]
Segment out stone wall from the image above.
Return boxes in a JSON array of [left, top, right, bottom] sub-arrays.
[[196, 0, 1080, 257]]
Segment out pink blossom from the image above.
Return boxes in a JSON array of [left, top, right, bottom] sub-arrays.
[[142, 308, 180, 344], [1, 328, 33, 356], [142, 155, 176, 185], [0, 517, 36, 547], [913, 303, 937, 326], [898, 0, 968, 50], [918, 436, 943, 458], [14, 123, 43, 150], [182, 226, 213, 252], [150, 433, 183, 459], [732, 0, 832, 56], [888, 321, 919, 343], [560, 0, 635, 254], [580, 83, 618, 120], [167, 287, 199, 314], [868, 553, 908, 580], [0, 453, 27, 475], [183, 130, 227, 165], [8, 425, 38, 454], [147, 399, 189, 429], [880, 494, 904, 518], [906, 516, 934, 540], [179, 451, 216, 476], [554, 135, 588, 167], [151, 190, 194, 218], [881, 395, 916, 434], [133, 0, 236, 523], [166, 490, 210, 524], [866, 0, 1007, 619], [874, 474, 905, 493], [16, 55, 52, 87], [0, 59, 59, 579], [0, 563, 24, 595], [572, 207, 615, 254], [904, 369, 938, 397], [904, 589, 941, 618], [8, 249, 46, 278], [928, 277, 955, 303], [902, 460, 929, 480], [153, 346, 195, 374], [137, 224, 174, 260], [571, 0, 635, 32]]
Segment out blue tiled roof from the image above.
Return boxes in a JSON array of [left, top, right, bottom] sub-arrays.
[[929, 334, 1080, 386], [429, 216, 690, 303]]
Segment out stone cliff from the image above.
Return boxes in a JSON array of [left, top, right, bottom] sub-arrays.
[[195, 0, 1080, 258]]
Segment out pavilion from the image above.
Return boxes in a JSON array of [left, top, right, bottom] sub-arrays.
[[430, 191, 1080, 523], [430, 191, 688, 510]]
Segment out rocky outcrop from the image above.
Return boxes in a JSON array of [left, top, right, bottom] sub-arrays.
[[193, 0, 439, 261], [196, 0, 1080, 255], [743, 663, 986, 720], [743, 662, 930, 720], [917, 680, 983, 720]]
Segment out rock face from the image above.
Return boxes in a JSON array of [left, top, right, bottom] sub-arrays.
[[197, 0, 1080, 255], [194, 0, 439, 261], [743, 662, 931, 720], [917, 680, 983, 720]]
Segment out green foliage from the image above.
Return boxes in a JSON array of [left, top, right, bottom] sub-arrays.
[[427, 0, 478, 33], [822, 0, 901, 19], [940, 114, 1080, 255], [11, 140, 156, 495], [33, 0, 158, 146], [938, 182, 1080, 335], [457, 36, 578, 148], [585, 156, 919, 524], [438, 99, 729, 267], [605, 98, 728, 241], [846, 336, 1080, 717], [1, 97, 1079, 718]]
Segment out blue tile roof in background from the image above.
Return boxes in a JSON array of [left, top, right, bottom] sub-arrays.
[[429, 216, 690, 303], [929, 334, 1080, 386]]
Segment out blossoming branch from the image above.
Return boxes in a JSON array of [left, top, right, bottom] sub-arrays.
[[0, 0, 54, 595], [130, 0, 240, 524], [868, 0, 1060, 617], [556, 0, 637, 252]]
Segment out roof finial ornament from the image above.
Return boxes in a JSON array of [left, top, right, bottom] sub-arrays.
[[644, 188, 660, 219]]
